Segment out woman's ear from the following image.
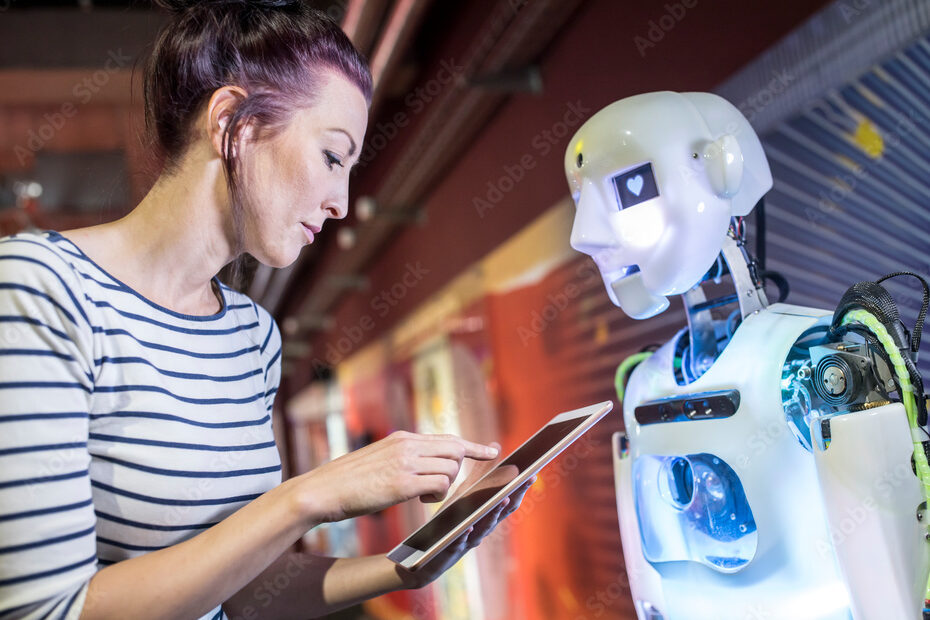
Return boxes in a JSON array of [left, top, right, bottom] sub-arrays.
[[206, 86, 250, 160]]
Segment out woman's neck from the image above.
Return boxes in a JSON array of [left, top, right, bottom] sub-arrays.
[[61, 145, 237, 315]]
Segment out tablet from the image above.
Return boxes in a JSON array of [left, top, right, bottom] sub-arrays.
[[387, 400, 613, 571]]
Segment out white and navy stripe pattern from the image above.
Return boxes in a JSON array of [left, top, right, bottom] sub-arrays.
[[0, 231, 282, 620]]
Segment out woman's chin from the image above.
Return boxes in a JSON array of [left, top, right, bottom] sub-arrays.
[[256, 245, 301, 270]]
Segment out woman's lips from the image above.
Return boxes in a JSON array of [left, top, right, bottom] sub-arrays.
[[301, 223, 315, 243]]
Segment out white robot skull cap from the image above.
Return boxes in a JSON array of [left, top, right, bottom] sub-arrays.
[[564, 91, 773, 318]]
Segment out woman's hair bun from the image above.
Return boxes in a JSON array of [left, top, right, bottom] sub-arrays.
[[154, 0, 298, 14]]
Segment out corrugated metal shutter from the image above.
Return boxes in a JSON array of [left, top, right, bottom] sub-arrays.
[[755, 33, 930, 380], [717, 0, 930, 135]]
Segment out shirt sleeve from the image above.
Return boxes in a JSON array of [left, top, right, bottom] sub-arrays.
[[260, 310, 282, 415], [0, 238, 98, 619]]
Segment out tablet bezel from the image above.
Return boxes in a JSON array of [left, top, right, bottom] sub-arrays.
[[387, 400, 613, 571]]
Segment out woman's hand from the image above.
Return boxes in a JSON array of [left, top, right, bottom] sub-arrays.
[[295, 430, 500, 524], [394, 445, 537, 589]]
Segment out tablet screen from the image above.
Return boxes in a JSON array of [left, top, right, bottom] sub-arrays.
[[403, 416, 591, 551]]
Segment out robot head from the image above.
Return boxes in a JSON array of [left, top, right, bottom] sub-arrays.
[[564, 91, 772, 319]]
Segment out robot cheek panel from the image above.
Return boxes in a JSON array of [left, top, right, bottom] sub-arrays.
[[569, 178, 672, 317], [568, 165, 663, 315], [639, 203, 729, 297]]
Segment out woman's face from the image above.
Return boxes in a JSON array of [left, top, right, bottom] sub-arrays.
[[241, 70, 369, 268]]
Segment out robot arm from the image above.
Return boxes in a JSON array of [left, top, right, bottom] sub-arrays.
[[787, 273, 930, 620]]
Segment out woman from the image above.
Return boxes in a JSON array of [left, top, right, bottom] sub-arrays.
[[0, 2, 531, 618]]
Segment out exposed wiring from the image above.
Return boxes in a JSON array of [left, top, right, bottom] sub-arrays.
[[726, 308, 741, 338], [762, 270, 790, 303], [614, 352, 654, 403], [713, 254, 725, 284], [830, 277, 925, 420], [728, 216, 746, 243], [790, 324, 831, 357], [875, 271, 929, 354]]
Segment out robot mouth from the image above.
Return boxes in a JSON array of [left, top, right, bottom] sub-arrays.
[[607, 264, 640, 284], [607, 266, 670, 319]]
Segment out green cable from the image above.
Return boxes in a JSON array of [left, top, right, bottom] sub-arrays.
[[840, 309, 930, 606], [615, 352, 653, 402]]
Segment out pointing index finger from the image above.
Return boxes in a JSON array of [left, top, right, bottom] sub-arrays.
[[462, 438, 499, 460], [426, 434, 499, 460]]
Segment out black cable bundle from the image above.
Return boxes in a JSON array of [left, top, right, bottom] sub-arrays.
[[876, 271, 929, 356], [831, 280, 910, 348], [755, 197, 766, 272], [751, 197, 790, 303], [830, 273, 929, 425]]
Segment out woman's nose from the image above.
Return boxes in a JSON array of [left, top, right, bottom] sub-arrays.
[[324, 177, 351, 220], [323, 199, 348, 220]]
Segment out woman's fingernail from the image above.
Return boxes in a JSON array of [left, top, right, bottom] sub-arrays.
[[487, 446, 499, 457]]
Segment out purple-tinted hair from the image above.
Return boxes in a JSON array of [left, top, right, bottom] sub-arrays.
[[147, 0, 371, 169], [144, 0, 372, 288]]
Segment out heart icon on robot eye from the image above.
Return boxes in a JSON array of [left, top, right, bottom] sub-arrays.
[[626, 175, 644, 196]]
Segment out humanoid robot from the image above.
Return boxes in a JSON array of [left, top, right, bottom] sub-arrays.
[[563, 91, 930, 620]]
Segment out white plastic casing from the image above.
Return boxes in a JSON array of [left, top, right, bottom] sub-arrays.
[[617, 305, 855, 619], [564, 91, 773, 319], [812, 402, 930, 620]]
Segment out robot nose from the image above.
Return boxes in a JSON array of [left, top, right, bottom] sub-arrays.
[[570, 180, 617, 255]]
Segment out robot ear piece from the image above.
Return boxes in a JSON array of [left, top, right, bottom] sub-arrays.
[[702, 134, 744, 198]]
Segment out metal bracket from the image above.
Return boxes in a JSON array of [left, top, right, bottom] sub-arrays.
[[681, 234, 769, 381], [720, 234, 768, 319]]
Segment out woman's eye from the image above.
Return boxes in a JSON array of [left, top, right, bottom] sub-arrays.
[[323, 151, 344, 170]]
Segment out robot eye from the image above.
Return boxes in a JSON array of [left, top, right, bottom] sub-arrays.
[[576, 152, 584, 168], [612, 162, 660, 210]]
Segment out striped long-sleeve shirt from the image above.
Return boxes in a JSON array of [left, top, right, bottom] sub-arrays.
[[0, 231, 283, 620]]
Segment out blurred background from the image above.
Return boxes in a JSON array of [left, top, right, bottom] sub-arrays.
[[4, 0, 930, 618]]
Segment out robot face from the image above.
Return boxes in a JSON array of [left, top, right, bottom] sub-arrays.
[[564, 92, 772, 319]]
